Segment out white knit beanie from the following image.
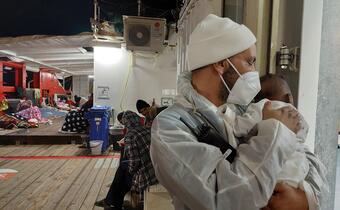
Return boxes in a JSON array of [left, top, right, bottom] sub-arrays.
[[187, 14, 256, 71]]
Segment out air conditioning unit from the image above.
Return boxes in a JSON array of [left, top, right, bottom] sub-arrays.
[[123, 16, 166, 53]]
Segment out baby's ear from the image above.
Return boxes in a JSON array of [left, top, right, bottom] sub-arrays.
[[285, 93, 294, 105]]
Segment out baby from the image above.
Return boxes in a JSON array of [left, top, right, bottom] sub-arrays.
[[230, 74, 309, 190]]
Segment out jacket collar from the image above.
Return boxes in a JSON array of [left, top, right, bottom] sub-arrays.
[[175, 71, 229, 139]]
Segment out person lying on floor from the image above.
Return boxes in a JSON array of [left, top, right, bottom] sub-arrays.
[[95, 110, 157, 210], [0, 110, 39, 129]]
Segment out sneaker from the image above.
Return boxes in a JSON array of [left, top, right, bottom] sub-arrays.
[[104, 203, 124, 210], [78, 144, 87, 148], [94, 199, 123, 210], [94, 199, 105, 207]]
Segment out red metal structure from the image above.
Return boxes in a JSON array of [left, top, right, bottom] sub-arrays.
[[0, 61, 26, 98], [0, 63, 66, 103], [32, 68, 66, 101]]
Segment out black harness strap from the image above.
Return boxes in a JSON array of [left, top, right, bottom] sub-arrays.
[[178, 108, 236, 163]]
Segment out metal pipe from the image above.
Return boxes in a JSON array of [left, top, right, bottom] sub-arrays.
[[98, 5, 101, 21], [63, 75, 65, 88], [178, 0, 197, 26], [138, 0, 141, 16], [94, 0, 98, 21]]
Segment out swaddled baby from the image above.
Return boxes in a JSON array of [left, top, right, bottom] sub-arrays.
[[227, 75, 309, 190]]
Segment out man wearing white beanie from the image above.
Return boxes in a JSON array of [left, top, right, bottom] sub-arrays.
[[150, 14, 326, 210]]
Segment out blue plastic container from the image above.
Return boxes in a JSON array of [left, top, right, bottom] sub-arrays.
[[85, 106, 111, 153]]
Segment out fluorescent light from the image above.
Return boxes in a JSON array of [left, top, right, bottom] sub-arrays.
[[94, 46, 123, 65], [3, 66, 13, 70], [88, 75, 94, 79], [26, 65, 40, 72]]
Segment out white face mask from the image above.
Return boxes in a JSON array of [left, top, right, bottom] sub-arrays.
[[219, 59, 261, 105]]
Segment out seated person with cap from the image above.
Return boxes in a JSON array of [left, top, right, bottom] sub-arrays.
[[136, 99, 167, 127], [95, 111, 157, 210]]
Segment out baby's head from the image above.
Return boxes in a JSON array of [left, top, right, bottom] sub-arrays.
[[254, 74, 294, 105]]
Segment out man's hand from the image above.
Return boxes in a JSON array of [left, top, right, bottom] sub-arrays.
[[117, 138, 125, 147], [262, 101, 301, 134], [261, 183, 309, 210]]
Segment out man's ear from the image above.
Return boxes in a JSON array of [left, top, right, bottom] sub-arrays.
[[212, 60, 229, 75]]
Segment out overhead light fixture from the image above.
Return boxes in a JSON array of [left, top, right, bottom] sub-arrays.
[[26, 65, 40, 72], [94, 46, 123, 65], [3, 66, 13, 70], [88, 75, 94, 79], [91, 39, 121, 48]]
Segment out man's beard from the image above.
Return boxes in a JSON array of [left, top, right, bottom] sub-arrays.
[[218, 68, 235, 103], [219, 80, 229, 103]]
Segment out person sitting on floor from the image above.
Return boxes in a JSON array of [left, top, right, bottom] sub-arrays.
[[14, 96, 46, 124], [95, 110, 158, 210], [60, 94, 93, 133], [74, 95, 88, 107], [0, 95, 8, 112], [16, 96, 33, 112], [74, 95, 81, 107]]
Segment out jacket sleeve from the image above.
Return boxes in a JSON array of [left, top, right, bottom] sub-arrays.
[[301, 145, 329, 210], [150, 113, 297, 210], [124, 136, 140, 174]]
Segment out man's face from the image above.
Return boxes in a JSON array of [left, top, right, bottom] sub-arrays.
[[219, 44, 257, 102], [139, 107, 149, 116]]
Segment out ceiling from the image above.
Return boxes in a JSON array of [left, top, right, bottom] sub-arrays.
[[0, 34, 94, 76]]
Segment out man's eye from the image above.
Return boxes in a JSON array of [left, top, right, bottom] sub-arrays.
[[248, 59, 256, 66]]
